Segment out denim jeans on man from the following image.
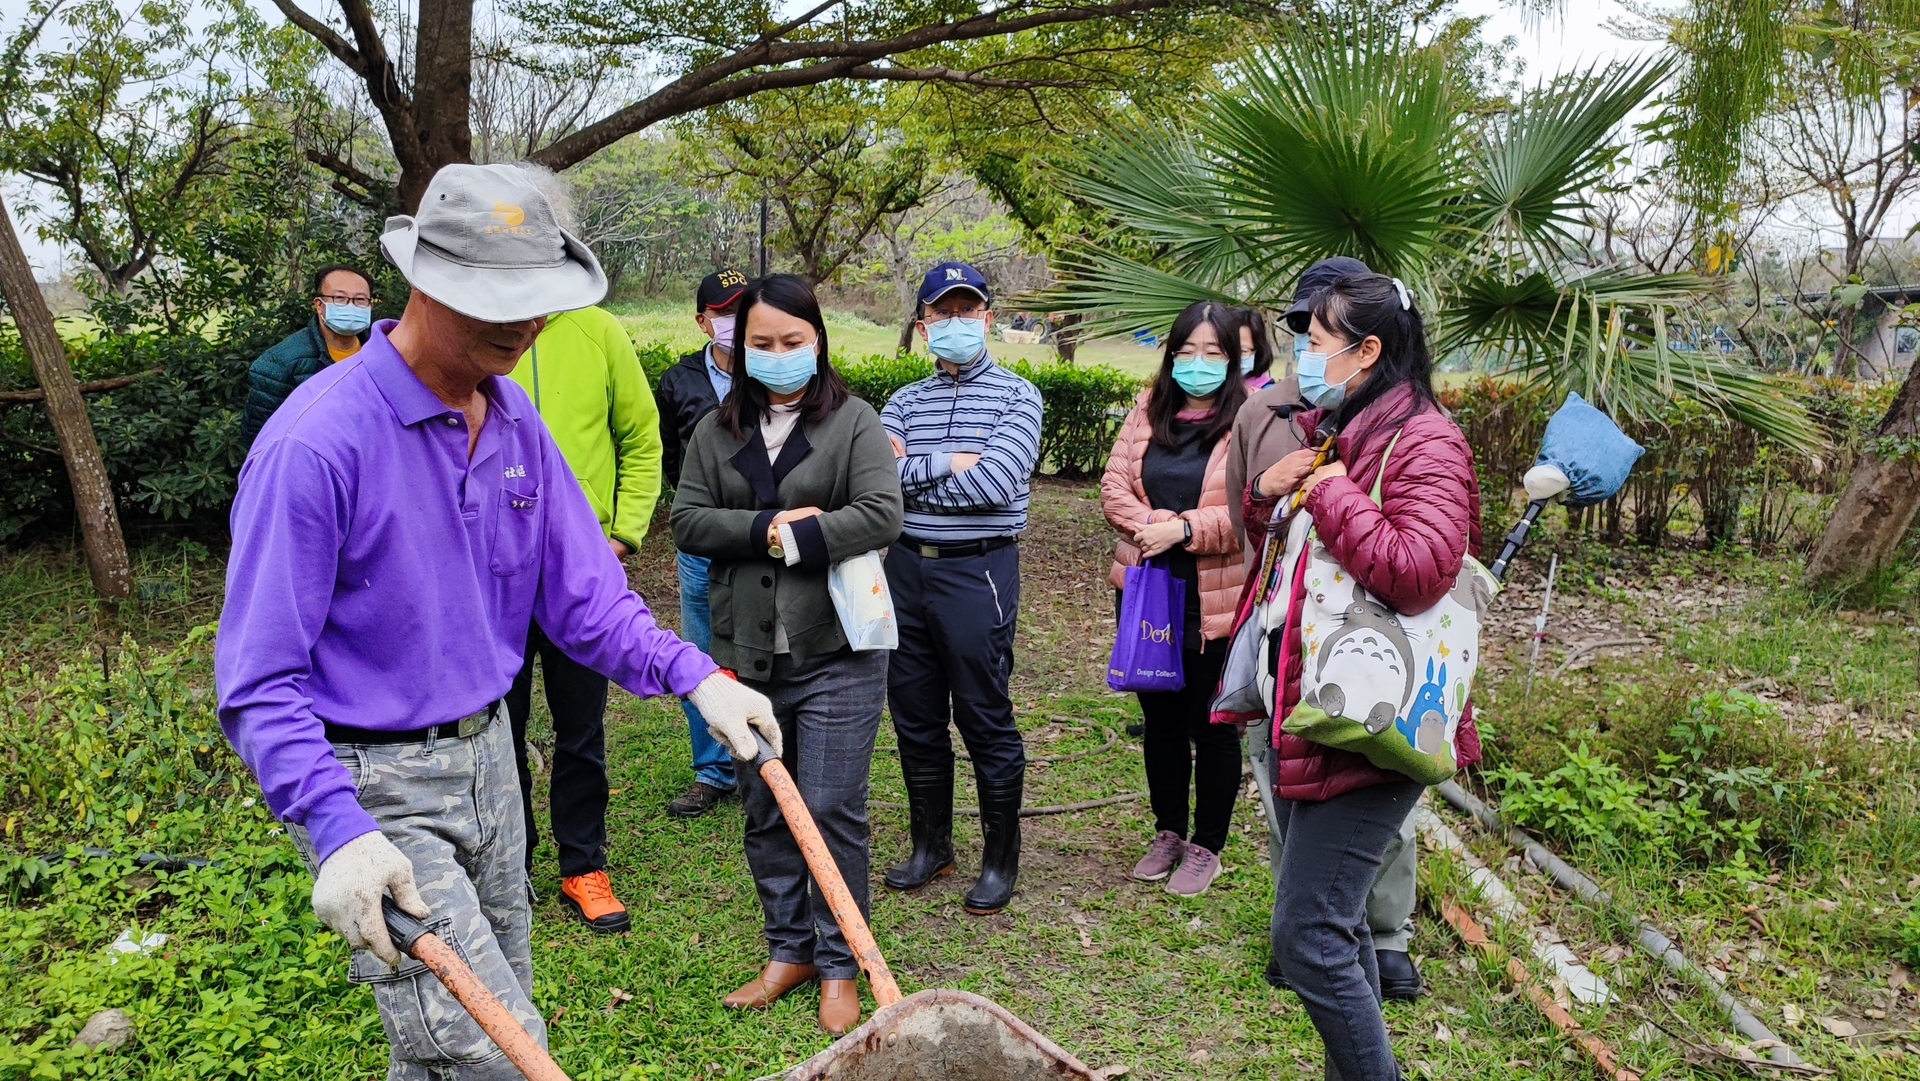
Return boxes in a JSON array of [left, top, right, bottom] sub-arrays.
[[290, 709, 542, 1081], [739, 648, 887, 980], [505, 623, 610, 877], [677, 550, 736, 791], [1271, 778, 1425, 1081]]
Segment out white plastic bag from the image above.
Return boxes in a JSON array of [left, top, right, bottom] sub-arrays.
[[828, 549, 897, 651]]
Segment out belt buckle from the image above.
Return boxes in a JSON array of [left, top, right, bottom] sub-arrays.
[[917, 544, 941, 559], [457, 710, 489, 738]]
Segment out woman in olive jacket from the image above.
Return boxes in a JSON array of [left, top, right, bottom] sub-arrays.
[[670, 274, 903, 1036]]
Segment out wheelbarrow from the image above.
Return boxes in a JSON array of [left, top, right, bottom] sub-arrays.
[[381, 733, 1101, 1081]]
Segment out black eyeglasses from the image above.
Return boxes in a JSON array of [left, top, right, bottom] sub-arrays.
[[318, 294, 374, 307]]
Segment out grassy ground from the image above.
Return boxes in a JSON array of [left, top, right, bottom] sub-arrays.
[[1, 485, 1918, 1078]]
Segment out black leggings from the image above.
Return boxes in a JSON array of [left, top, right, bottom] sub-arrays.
[[1137, 644, 1241, 853]]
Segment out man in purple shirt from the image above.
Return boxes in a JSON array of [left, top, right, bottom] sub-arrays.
[[216, 163, 781, 1079]]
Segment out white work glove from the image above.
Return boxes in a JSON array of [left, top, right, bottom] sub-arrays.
[[689, 671, 782, 759], [312, 830, 430, 967]]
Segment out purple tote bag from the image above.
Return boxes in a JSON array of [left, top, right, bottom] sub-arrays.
[[1106, 558, 1186, 693]]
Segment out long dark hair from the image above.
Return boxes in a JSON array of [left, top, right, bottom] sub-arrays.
[[1147, 300, 1245, 448], [717, 273, 851, 438], [1236, 306, 1276, 379], [1306, 273, 1437, 440]]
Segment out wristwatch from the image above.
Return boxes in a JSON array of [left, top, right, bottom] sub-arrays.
[[1182, 519, 1194, 546], [768, 524, 784, 561]]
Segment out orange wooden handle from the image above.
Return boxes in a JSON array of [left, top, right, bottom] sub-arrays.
[[403, 928, 572, 1081], [757, 754, 904, 1007]]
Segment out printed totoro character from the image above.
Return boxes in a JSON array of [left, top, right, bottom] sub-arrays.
[[1448, 569, 1496, 619], [1309, 596, 1416, 734]]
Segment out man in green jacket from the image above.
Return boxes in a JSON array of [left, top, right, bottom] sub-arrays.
[[504, 304, 664, 932], [240, 264, 375, 445]]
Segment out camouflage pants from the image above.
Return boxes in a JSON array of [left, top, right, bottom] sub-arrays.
[[291, 704, 545, 1080]]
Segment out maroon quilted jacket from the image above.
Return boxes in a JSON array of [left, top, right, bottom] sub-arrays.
[[1241, 384, 1484, 802]]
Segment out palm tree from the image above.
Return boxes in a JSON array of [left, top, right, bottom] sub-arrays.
[[1036, 18, 1820, 453]]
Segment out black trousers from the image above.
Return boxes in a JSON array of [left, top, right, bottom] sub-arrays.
[[505, 623, 611, 879], [1136, 644, 1241, 853], [885, 542, 1027, 784]]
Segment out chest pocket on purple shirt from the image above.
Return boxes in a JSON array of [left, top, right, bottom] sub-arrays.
[[490, 486, 542, 576]]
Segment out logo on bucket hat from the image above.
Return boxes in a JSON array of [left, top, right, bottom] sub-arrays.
[[381, 163, 606, 323]]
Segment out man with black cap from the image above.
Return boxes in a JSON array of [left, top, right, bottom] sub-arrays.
[[654, 269, 751, 819], [1225, 254, 1426, 1001], [216, 164, 782, 1077], [878, 261, 1042, 916]]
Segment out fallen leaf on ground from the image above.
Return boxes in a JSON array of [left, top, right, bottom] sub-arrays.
[[1188, 1050, 1211, 1065], [1865, 1008, 1887, 1019], [604, 987, 635, 1014], [1817, 1017, 1857, 1038], [1891, 965, 1912, 991], [1096, 1066, 1129, 1080], [1782, 1003, 1804, 1027], [1435, 1022, 1454, 1042]]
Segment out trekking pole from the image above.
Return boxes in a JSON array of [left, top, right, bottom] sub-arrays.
[[750, 733, 904, 1008], [383, 899, 571, 1081]]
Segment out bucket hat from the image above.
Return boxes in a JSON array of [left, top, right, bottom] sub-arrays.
[[380, 163, 607, 323]]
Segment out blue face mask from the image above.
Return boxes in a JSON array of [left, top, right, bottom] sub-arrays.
[[1296, 339, 1361, 408], [744, 343, 818, 395], [925, 316, 987, 363], [1170, 356, 1229, 397], [1293, 332, 1310, 368], [323, 303, 372, 335]]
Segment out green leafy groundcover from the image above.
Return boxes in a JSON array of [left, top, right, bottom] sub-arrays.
[[0, 631, 390, 1078]]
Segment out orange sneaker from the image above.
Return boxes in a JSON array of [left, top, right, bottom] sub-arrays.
[[559, 871, 631, 933]]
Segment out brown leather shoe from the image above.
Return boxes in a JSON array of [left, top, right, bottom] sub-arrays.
[[818, 979, 861, 1035], [723, 961, 818, 1009]]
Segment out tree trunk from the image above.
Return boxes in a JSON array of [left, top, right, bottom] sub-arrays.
[[0, 194, 132, 600], [1054, 312, 1083, 363], [399, 0, 475, 211], [897, 311, 917, 356], [1804, 361, 1920, 594]]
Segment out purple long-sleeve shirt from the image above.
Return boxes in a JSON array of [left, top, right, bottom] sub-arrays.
[[216, 321, 715, 864]]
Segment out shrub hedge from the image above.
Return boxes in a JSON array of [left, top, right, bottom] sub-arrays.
[[0, 311, 1897, 549]]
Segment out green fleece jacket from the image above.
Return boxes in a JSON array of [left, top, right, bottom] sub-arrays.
[[507, 307, 664, 550]]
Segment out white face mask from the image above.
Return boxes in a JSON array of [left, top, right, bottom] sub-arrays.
[[708, 314, 737, 349]]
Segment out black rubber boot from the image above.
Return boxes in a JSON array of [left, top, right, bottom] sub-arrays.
[[962, 774, 1023, 915], [883, 764, 955, 892], [1376, 948, 1425, 1001]]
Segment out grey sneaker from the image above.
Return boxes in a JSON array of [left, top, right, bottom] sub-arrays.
[[1165, 842, 1221, 897], [1131, 830, 1186, 882]]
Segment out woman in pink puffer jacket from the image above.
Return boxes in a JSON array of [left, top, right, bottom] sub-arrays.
[[1238, 273, 1479, 1081], [1100, 300, 1246, 899]]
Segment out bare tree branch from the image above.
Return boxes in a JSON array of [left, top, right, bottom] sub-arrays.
[[527, 0, 1179, 171]]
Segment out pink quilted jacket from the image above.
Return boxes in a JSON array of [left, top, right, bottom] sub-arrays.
[[1101, 390, 1243, 642], [1241, 384, 1484, 801]]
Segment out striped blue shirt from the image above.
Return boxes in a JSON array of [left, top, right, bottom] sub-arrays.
[[881, 353, 1043, 542]]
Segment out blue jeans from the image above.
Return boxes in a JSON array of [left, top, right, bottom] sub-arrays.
[[678, 551, 736, 791]]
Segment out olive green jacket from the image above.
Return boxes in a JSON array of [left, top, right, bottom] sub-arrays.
[[669, 397, 903, 675]]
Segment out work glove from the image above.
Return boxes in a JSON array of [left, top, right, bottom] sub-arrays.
[[312, 830, 430, 967], [688, 670, 782, 759]]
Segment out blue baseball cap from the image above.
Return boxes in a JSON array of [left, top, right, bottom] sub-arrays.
[[918, 261, 992, 307], [1283, 255, 1372, 333]]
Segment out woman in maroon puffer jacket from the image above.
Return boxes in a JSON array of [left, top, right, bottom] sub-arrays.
[[1239, 274, 1480, 1081]]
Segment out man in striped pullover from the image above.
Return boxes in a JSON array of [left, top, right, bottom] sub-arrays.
[[879, 261, 1043, 916]]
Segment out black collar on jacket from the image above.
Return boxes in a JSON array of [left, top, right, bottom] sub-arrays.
[[728, 420, 814, 506]]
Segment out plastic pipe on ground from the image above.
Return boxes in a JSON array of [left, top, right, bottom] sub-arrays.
[[1435, 780, 1803, 1067], [1415, 805, 1613, 1005]]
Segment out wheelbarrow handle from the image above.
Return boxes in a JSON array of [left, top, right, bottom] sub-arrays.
[[382, 898, 572, 1081], [750, 732, 905, 1007]]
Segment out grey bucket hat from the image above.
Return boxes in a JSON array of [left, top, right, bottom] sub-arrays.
[[380, 163, 607, 323]]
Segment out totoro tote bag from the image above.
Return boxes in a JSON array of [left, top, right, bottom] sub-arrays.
[[1106, 557, 1186, 693], [1281, 434, 1499, 785]]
